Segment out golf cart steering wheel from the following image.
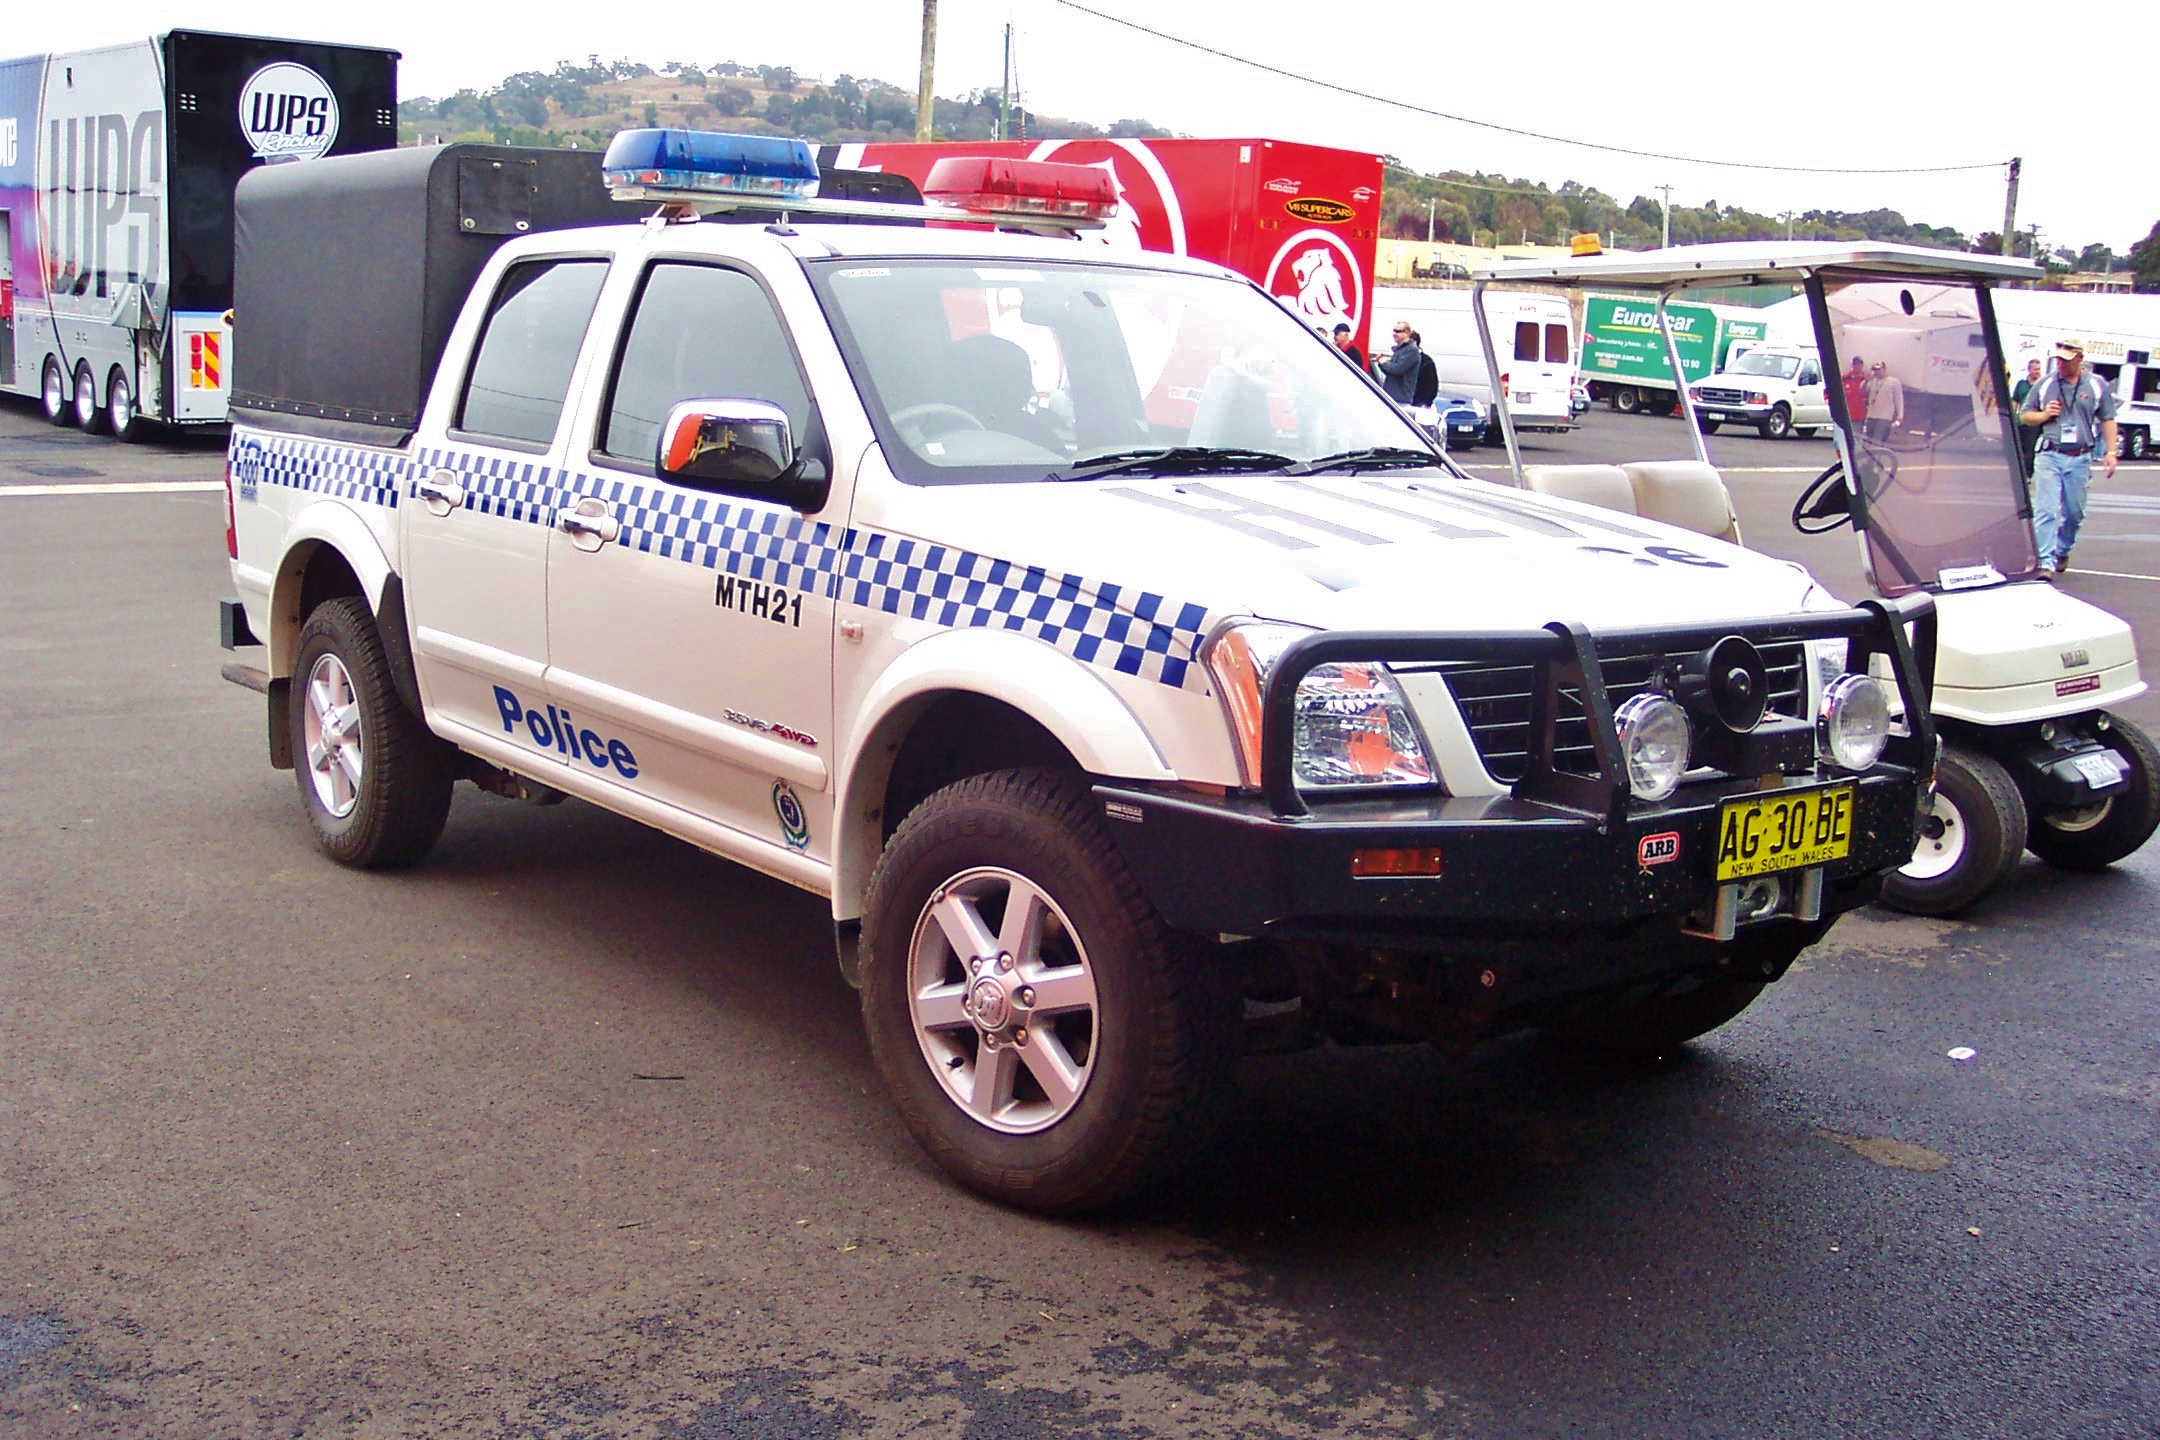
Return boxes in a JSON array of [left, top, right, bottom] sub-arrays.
[[1792, 462, 1855, 535], [891, 403, 987, 444]]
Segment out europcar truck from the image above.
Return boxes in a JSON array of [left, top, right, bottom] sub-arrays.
[[819, 139, 1385, 361], [1580, 294, 1767, 416], [0, 30, 397, 438]]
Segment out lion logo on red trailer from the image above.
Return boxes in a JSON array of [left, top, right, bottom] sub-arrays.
[[1025, 139, 1187, 258], [1265, 230, 1362, 335]]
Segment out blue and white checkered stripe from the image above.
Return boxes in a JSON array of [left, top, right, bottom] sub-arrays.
[[237, 433, 408, 510], [239, 431, 1215, 694]]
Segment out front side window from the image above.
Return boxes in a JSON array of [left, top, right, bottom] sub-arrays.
[[808, 259, 1433, 485], [1544, 322, 1570, 365], [601, 262, 814, 469], [457, 259, 609, 446]]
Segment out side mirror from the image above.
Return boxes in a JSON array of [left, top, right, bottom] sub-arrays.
[[657, 399, 830, 512]]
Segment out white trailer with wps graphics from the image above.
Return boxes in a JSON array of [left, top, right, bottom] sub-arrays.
[[0, 30, 395, 437]]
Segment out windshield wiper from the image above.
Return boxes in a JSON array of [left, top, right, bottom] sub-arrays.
[[1283, 446, 1443, 476], [1052, 446, 1296, 481]]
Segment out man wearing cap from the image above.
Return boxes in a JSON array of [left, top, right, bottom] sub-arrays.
[[2020, 339, 2118, 578], [1374, 322, 1423, 405], [1330, 322, 1365, 372]]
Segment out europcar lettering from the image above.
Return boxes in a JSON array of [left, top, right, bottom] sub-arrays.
[[492, 686, 639, 778]]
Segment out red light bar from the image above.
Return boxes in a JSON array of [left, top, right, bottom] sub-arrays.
[[922, 156, 1118, 222]]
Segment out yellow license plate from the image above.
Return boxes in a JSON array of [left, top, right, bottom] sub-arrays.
[[1715, 785, 1855, 880]]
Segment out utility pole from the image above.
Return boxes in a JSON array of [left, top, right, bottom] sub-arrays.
[[1657, 184, 1673, 249], [1426, 198, 1435, 243], [1001, 24, 1014, 142], [914, 0, 937, 143], [1781, 210, 1794, 241], [2001, 156, 2021, 258]]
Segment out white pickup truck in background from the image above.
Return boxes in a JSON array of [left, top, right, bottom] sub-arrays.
[[1687, 345, 1830, 440]]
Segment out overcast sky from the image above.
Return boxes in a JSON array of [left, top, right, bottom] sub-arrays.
[[17, 0, 2157, 254]]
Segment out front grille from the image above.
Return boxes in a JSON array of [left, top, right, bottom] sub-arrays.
[[1697, 386, 1749, 405], [1428, 642, 1807, 783]]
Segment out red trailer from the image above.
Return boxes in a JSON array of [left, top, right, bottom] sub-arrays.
[[821, 138, 1385, 358]]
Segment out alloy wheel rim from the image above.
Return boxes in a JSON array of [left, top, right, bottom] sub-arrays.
[[74, 371, 96, 426], [43, 366, 63, 416], [1900, 790, 1967, 880], [907, 866, 1100, 1135], [303, 653, 364, 819], [110, 379, 132, 432]]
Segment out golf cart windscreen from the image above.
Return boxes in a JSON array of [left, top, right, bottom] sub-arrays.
[[1826, 279, 2037, 594], [808, 259, 1431, 485]]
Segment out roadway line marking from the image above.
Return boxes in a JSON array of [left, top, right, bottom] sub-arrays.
[[2063, 568, 2160, 582], [0, 480, 223, 496]]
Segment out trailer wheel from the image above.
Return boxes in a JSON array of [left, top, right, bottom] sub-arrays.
[[2026, 714, 2160, 871], [105, 369, 138, 443], [71, 363, 101, 431], [1611, 385, 1642, 414], [1758, 404, 1794, 441], [1880, 745, 2026, 916], [41, 358, 72, 427]]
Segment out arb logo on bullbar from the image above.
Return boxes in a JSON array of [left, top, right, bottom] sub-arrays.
[[238, 62, 340, 162]]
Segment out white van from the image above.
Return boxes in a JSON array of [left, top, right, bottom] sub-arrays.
[[1370, 286, 1577, 438]]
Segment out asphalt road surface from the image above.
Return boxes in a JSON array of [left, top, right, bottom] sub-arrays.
[[2, 401, 2155, 1437]]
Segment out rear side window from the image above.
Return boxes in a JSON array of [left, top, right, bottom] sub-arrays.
[[1545, 323, 1570, 365], [601, 263, 814, 468], [1513, 321, 1539, 362], [457, 259, 609, 446]]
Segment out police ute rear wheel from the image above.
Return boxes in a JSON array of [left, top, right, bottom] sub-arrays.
[[1759, 404, 1793, 441], [1879, 745, 2025, 916], [289, 597, 453, 870], [41, 359, 72, 427], [105, 369, 137, 442], [1547, 979, 1768, 1058], [2026, 714, 2160, 872], [72, 364, 99, 431], [859, 768, 1232, 1214]]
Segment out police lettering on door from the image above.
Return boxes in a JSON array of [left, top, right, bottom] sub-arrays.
[[493, 686, 639, 778]]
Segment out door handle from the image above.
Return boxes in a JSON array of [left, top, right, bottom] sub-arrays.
[[556, 500, 621, 549], [415, 468, 465, 515]]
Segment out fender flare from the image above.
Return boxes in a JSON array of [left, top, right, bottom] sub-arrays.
[[829, 627, 1176, 922], [265, 501, 394, 675]]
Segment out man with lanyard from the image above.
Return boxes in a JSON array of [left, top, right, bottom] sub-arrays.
[[2020, 338, 2118, 579]]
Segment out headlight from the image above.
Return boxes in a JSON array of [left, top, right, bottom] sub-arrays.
[[1204, 622, 1432, 790], [1614, 693, 1691, 801], [1819, 674, 1892, 770]]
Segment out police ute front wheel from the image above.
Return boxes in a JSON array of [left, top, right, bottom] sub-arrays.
[[1879, 744, 2026, 916], [859, 769, 1232, 1214], [2025, 714, 2160, 872], [289, 598, 453, 870], [41, 359, 71, 427]]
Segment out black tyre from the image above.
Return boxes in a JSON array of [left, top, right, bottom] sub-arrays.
[[1612, 385, 1642, 414], [1879, 744, 2026, 915], [105, 367, 138, 442], [860, 768, 1233, 1213], [2125, 428, 2149, 462], [41, 358, 72, 426], [72, 363, 100, 431], [2027, 714, 2160, 871], [1759, 404, 1794, 440], [1646, 391, 1678, 417], [289, 597, 454, 869], [1696, 416, 1723, 435], [1547, 979, 1767, 1057]]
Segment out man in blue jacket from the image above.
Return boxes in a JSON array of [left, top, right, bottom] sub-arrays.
[[1375, 322, 1422, 404]]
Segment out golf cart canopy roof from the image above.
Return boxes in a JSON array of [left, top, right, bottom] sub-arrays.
[[1475, 241, 2042, 289]]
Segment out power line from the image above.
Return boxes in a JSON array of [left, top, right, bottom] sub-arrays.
[[1045, 0, 2006, 177]]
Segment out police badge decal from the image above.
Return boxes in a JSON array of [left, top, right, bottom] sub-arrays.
[[772, 781, 811, 852]]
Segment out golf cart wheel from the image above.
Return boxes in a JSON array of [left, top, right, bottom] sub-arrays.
[[859, 768, 1233, 1214], [2027, 714, 2160, 872], [72, 363, 100, 431], [1880, 744, 2026, 916], [1611, 386, 1642, 414], [1758, 404, 1794, 441], [41, 358, 72, 426]]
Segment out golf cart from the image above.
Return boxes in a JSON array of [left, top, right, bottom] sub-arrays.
[[1470, 242, 2160, 915]]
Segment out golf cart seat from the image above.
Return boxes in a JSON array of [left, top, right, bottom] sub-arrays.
[[1619, 460, 1742, 545], [1521, 463, 1637, 515]]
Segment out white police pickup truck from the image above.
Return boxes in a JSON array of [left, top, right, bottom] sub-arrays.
[[217, 131, 1936, 1212]]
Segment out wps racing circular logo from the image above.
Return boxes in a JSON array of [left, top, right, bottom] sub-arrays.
[[1264, 230, 1364, 337], [239, 62, 340, 162]]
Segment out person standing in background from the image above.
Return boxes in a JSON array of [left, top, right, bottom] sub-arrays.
[[2012, 358, 2044, 476], [2021, 338, 2118, 579], [1331, 322, 1365, 372], [1375, 322, 1422, 405], [1863, 361, 1903, 444], [1841, 356, 1869, 434]]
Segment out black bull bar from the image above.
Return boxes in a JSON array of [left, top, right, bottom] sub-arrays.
[[1257, 595, 1938, 821]]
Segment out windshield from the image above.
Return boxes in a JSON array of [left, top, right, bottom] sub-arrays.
[[807, 258, 1433, 484], [1824, 278, 2036, 593], [1728, 350, 1800, 379]]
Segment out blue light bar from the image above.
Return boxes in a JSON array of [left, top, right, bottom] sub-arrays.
[[600, 129, 820, 201]]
